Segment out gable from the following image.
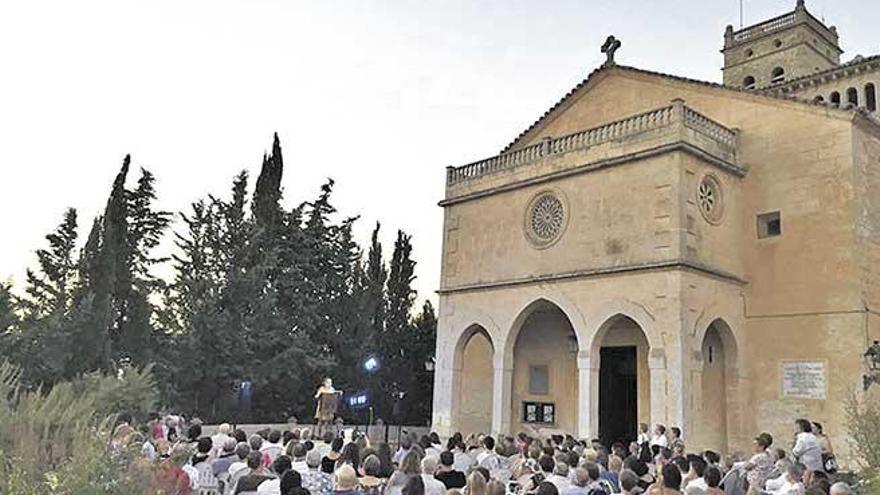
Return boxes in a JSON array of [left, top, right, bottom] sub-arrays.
[[506, 65, 858, 153]]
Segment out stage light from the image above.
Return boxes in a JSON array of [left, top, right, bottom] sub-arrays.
[[364, 356, 380, 372]]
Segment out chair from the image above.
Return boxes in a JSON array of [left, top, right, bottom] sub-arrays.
[[196, 462, 220, 495], [227, 466, 249, 495]]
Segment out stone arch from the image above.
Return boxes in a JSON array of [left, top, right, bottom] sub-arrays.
[[693, 317, 742, 454], [587, 302, 659, 445], [503, 297, 583, 435], [501, 295, 587, 366], [451, 323, 496, 436]]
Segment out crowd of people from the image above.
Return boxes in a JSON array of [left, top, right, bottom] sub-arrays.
[[115, 413, 858, 495]]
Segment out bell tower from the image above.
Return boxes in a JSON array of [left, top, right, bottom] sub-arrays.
[[722, 0, 842, 89]]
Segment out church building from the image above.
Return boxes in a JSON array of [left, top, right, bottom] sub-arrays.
[[431, 0, 880, 461]]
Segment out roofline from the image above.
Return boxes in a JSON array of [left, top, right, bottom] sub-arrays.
[[763, 54, 880, 92], [502, 63, 866, 153]]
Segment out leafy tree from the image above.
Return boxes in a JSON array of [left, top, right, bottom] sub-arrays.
[[22, 208, 78, 318]]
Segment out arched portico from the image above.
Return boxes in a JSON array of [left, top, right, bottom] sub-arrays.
[[691, 318, 741, 453], [449, 324, 496, 436], [498, 298, 583, 436]]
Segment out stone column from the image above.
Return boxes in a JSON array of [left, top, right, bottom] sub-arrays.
[[577, 351, 600, 439], [648, 348, 668, 427], [431, 352, 460, 437], [491, 362, 513, 435]]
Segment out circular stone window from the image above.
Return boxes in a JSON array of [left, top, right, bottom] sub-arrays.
[[697, 174, 724, 224], [525, 191, 568, 248]]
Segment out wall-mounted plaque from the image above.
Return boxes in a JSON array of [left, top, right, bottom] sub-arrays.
[[780, 361, 827, 400]]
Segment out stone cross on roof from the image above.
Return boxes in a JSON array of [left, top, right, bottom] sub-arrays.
[[601, 35, 622, 68]]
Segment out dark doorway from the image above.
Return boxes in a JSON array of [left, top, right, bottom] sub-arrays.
[[599, 346, 638, 447]]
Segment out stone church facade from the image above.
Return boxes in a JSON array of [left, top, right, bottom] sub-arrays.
[[431, 0, 880, 460]]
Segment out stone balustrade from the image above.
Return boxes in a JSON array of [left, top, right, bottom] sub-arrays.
[[446, 102, 738, 186], [732, 12, 796, 43]]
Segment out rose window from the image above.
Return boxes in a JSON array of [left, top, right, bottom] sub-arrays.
[[526, 192, 567, 247]]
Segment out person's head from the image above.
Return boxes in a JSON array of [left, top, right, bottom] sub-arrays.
[[553, 461, 569, 479], [535, 481, 559, 495], [331, 436, 344, 453], [830, 482, 853, 495], [486, 480, 506, 495], [400, 450, 422, 475], [362, 454, 381, 477], [249, 434, 264, 451], [570, 467, 590, 488], [274, 454, 293, 475], [235, 442, 251, 460], [754, 432, 774, 452], [811, 422, 824, 435], [482, 436, 495, 451], [430, 432, 441, 445], [341, 441, 361, 466], [587, 461, 603, 482], [688, 454, 707, 478], [117, 412, 133, 426], [670, 427, 682, 439], [247, 450, 264, 470], [421, 455, 439, 475], [619, 469, 639, 493], [281, 470, 304, 495], [440, 450, 454, 469], [187, 423, 202, 441], [662, 463, 682, 490], [475, 467, 491, 484], [403, 474, 426, 495], [608, 455, 623, 473], [705, 467, 722, 488], [233, 429, 247, 443], [222, 437, 237, 454], [218, 423, 232, 435], [703, 450, 721, 466], [287, 442, 304, 460], [196, 437, 213, 454], [639, 423, 649, 434], [654, 424, 666, 436], [323, 431, 336, 444], [467, 472, 488, 495], [269, 429, 282, 444], [335, 465, 358, 491], [787, 463, 806, 483], [323, 377, 333, 387], [673, 456, 690, 476], [795, 419, 813, 434], [538, 454, 555, 473], [400, 435, 413, 450]]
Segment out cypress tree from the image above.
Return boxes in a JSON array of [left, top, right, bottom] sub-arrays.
[[23, 208, 78, 319]]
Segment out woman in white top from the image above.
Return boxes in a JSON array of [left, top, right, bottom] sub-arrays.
[[791, 419, 823, 473], [650, 424, 669, 448]]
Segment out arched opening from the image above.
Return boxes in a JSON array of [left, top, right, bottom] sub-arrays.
[[455, 325, 495, 435], [743, 76, 756, 90], [830, 91, 841, 106], [866, 83, 877, 112], [511, 300, 579, 435], [813, 95, 825, 103], [595, 315, 651, 447], [847, 87, 859, 107], [771, 67, 785, 84], [697, 319, 739, 454]]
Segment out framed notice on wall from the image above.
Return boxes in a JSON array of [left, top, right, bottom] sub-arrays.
[[522, 401, 555, 424], [780, 361, 827, 400]]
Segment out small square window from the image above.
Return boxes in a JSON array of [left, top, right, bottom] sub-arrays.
[[757, 211, 781, 238], [528, 365, 549, 395]]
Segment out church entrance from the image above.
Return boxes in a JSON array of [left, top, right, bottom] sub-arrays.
[[599, 346, 637, 446], [594, 314, 651, 447]]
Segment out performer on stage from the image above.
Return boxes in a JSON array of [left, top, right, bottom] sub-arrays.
[[315, 378, 342, 435]]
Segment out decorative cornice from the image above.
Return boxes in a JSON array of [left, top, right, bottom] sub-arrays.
[[437, 259, 746, 295]]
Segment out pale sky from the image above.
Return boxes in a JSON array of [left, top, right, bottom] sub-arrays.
[[1, 0, 878, 304]]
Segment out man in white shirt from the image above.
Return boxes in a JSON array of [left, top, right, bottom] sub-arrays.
[[650, 424, 669, 448], [684, 455, 708, 495], [792, 419, 823, 473], [546, 462, 572, 492], [228, 442, 252, 477], [258, 455, 292, 495], [420, 456, 448, 495]]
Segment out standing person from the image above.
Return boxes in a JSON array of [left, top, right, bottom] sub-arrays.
[[650, 425, 668, 449], [315, 378, 342, 436], [792, 419, 823, 473], [637, 424, 651, 447], [239, 377, 254, 423], [669, 428, 685, 453], [811, 422, 836, 473]]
